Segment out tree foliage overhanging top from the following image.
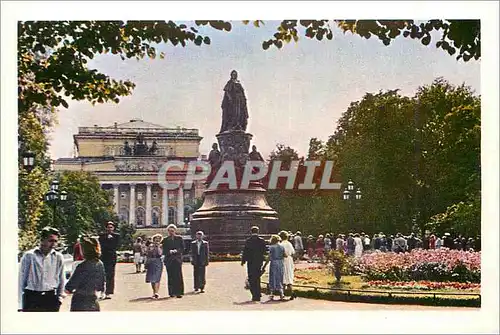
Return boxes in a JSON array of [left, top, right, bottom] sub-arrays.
[[18, 19, 480, 115], [18, 20, 216, 113]]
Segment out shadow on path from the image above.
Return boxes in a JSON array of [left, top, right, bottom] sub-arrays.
[[260, 299, 290, 304], [233, 301, 261, 306], [129, 297, 154, 303]]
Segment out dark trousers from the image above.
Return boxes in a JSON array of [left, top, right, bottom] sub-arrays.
[[70, 294, 100, 312], [102, 259, 116, 295], [165, 260, 184, 296], [247, 262, 263, 301], [193, 264, 206, 290], [22, 290, 60, 312]]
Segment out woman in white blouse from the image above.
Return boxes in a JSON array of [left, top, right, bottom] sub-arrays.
[[279, 231, 296, 300], [354, 233, 364, 258]]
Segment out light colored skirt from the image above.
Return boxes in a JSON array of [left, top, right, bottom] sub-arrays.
[[354, 246, 363, 258], [134, 252, 142, 265], [283, 256, 294, 285]]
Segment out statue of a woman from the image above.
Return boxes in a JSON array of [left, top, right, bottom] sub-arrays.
[[220, 70, 248, 133]]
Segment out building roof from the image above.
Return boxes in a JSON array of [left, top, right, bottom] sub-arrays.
[[76, 118, 201, 137], [114, 119, 168, 129]]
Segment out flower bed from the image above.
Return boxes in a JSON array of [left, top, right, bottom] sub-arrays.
[[364, 280, 480, 291], [355, 249, 481, 283]]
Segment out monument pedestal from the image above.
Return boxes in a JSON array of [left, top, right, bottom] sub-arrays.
[[191, 130, 279, 254], [191, 183, 279, 254]]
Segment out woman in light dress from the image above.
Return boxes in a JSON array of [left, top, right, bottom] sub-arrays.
[[268, 235, 285, 300], [315, 235, 325, 260], [354, 233, 364, 258], [324, 233, 332, 255], [279, 231, 297, 300]]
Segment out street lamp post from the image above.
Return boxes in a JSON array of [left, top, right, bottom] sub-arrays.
[[45, 179, 67, 227], [22, 151, 35, 171], [342, 179, 362, 231], [19, 136, 36, 171]]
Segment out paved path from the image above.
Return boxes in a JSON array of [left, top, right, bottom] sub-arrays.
[[61, 262, 472, 311]]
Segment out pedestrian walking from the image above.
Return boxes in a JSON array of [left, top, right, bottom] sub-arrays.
[[435, 236, 443, 249], [392, 233, 407, 253], [293, 231, 304, 261], [315, 235, 325, 260], [133, 237, 144, 273], [279, 231, 296, 300], [99, 221, 120, 300], [346, 233, 355, 256], [429, 234, 436, 249], [324, 233, 332, 255], [145, 234, 163, 299], [190, 231, 209, 293], [18, 226, 65, 312], [335, 234, 344, 251], [379, 233, 388, 252], [72, 235, 84, 273], [353, 233, 363, 258], [241, 226, 267, 302], [268, 235, 285, 300], [306, 235, 315, 261], [162, 224, 184, 298], [65, 236, 105, 311], [363, 234, 371, 252]]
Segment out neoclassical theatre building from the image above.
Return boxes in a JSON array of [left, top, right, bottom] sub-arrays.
[[53, 119, 206, 230]]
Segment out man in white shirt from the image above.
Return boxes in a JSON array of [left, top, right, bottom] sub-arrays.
[[18, 226, 65, 312], [363, 234, 371, 252]]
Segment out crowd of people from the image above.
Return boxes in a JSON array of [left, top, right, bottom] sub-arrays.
[[18, 221, 480, 312], [287, 230, 480, 262]]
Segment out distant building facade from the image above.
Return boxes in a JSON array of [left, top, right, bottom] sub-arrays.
[[53, 119, 205, 229]]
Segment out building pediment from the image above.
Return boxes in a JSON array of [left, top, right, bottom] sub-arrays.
[[114, 157, 186, 172]]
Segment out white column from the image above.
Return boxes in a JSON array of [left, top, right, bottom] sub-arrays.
[[129, 183, 136, 226], [162, 187, 168, 227], [177, 185, 184, 225], [146, 183, 152, 226], [113, 184, 120, 215]]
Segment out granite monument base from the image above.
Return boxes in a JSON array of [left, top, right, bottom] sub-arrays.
[[191, 184, 279, 254]]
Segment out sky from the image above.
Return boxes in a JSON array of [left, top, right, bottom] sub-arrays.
[[48, 21, 480, 160]]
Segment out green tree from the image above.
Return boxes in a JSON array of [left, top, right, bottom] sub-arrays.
[[412, 79, 480, 234], [326, 79, 480, 236], [18, 102, 55, 249], [36, 171, 117, 249], [118, 223, 137, 251], [307, 138, 325, 160], [426, 193, 480, 238]]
